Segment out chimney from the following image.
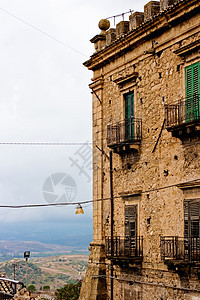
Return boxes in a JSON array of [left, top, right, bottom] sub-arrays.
[[144, 1, 160, 22], [160, 0, 176, 11], [106, 28, 116, 46], [116, 21, 129, 38], [129, 12, 144, 30]]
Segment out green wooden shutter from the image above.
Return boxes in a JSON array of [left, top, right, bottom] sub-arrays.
[[125, 92, 134, 119], [185, 62, 200, 121], [125, 92, 134, 140]]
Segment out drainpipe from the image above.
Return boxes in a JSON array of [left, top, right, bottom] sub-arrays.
[[109, 150, 114, 300]]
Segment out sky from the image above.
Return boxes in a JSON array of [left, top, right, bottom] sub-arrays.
[[0, 0, 148, 248]]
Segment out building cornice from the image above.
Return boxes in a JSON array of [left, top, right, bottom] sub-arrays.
[[83, 0, 200, 71]]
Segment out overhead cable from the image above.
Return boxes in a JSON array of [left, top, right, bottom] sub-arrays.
[[1, 178, 199, 209], [0, 7, 87, 57], [0, 142, 92, 146]]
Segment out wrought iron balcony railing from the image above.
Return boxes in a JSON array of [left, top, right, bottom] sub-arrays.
[[165, 94, 200, 129], [106, 236, 143, 260], [160, 236, 200, 262], [107, 117, 142, 148]]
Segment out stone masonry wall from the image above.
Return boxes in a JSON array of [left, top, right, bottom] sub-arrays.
[[80, 0, 200, 299]]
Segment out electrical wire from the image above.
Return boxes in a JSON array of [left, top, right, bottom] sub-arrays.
[[0, 7, 87, 57], [106, 10, 134, 20], [0, 139, 197, 155], [0, 142, 92, 146], [0, 136, 199, 147], [1, 178, 199, 209], [91, 275, 200, 293]]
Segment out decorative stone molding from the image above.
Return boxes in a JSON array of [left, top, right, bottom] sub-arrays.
[[177, 180, 200, 189], [90, 34, 106, 52], [89, 78, 104, 92], [113, 72, 138, 89], [174, 40, 200, 57]]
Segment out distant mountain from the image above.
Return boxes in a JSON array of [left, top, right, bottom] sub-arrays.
[[0, 220, 93, 251], [0, 240, 90, 261]]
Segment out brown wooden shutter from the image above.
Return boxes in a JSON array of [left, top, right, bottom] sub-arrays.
[[184, 200, 200, 238], [190, 201, 200, 238], [125, 205, 137, 238], [184, 201, 189, 238]]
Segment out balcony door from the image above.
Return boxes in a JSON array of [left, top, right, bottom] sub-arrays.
[[125, 205, 137, 255], [185, 62, 200, 122], [184, 200, 200, 261], [125, 92, 134, 141]]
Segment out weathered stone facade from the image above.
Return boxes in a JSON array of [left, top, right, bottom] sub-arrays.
[[80, 0, 200, 299], [14, 288, 30, 300]]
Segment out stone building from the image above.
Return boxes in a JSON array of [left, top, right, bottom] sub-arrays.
[[80, 0, 200, 299]]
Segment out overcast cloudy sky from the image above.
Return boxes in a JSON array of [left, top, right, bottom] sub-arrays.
[[0, 0, 148, 246]]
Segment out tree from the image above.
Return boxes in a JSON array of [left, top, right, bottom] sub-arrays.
[[55, 280, 82, 300], [43, 285, 50, 291], [28, 284, 36, 291]]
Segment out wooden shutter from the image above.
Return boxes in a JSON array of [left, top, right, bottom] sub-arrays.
[[190, 201, 200, 238], [193, 63, 200, 95], [184, 201, 189, 238], [184, 200, 200, 238], [185, 62, 200, 121], [185, 62, 200, 97], [185, 66, 193, 97], [125, 92, 134, 140], [125, 205, 137, 238], [125, 92, 134, 119]]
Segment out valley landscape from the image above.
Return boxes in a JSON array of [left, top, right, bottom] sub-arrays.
[[0, 254, 88, 290], [0, 240, 89, 290]]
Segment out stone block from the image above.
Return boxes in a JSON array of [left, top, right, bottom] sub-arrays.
[[129, 12, 144, 30], [116, 21, 129, 38], [106, 28, 116, 45], [144, 1, 160, 22], [160, 0, 176, 11]]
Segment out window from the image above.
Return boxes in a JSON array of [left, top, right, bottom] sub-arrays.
[[185, 62, 200, 121], [184, 200, 200, 238], [124, 91, 135, 140], [125, 205, 137, 250]]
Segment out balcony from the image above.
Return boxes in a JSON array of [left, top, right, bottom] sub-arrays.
[[160, 236, 200, 263], [106, 236, 143, 262], [107, 117, 142, 152], [165, 94, 200, 139]]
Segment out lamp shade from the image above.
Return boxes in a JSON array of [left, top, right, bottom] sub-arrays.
[[24, 251, 30, 258], [75, 204, 84, 215]]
